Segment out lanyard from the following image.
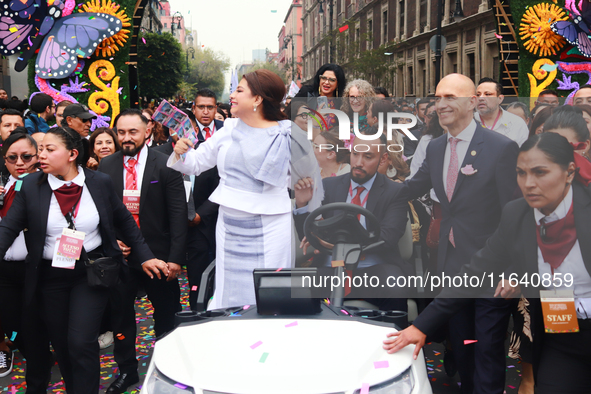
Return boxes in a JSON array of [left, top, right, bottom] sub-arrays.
[[480, 109, 502, 130], [349, 183, 370, 207]]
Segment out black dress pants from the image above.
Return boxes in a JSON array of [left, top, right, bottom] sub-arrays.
[[0, 260, 52, 394], [186, 227, 214, 310], [38, 262, 108, 394], [110, 267, 180, 376]]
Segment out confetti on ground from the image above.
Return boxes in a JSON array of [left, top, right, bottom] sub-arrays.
[[373, 361, 389, 369]]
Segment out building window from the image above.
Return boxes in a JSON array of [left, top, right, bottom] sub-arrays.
[[408, 66, 414, 95], [382, 10, 388, 44], [420, 0, 427, 31], [468, 53, 475, 82], [399, 0, 405, 38], [367, 19, 373, 49], [164, 22, 167, 28]]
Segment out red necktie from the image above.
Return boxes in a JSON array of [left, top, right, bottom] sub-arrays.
[[124, 157, 140, 228], [53, 183, 83, 217], [204, 127, 212, 140], [446, 137, 459, 247], [351, 186, 366, 221], [0, 183, 16, 218]]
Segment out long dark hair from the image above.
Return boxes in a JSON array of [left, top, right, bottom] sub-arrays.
[[88, 127, 121, 161], [520, 132, 574, 170], [311, 64, 346, 97]]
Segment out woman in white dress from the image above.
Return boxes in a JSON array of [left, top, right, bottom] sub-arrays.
[[168, 69, 292, 309]]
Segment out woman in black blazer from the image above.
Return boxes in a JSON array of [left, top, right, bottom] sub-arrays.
[[384, 131, 591, 394], [0, 127, 168, 394]]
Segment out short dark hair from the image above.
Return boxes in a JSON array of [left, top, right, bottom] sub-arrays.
[[539, 89, 559, 98], [543, 105, 590, 143], [30, 93, 53, 113], [477, 77, 503, 96], [373, 87, 389, 97], [0, 109, 24, 124], [88, 127, 121, 161], [2, 131, 38, 157], [416, 98, 430, 108], [195, 88, 217, 102], [507, 101, 530, 119], [520, 132, 574, 171], [113, 108, 149, 128], [242, 69, 287, 121], [216, 107, 227, 120], [56, 100, 73, 111]]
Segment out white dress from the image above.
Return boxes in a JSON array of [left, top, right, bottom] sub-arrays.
[[168, 118, 292, 309]]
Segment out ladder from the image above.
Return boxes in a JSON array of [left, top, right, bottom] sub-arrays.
[[494, 0, 519, 96]]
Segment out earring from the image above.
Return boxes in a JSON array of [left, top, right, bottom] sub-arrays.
[[253, 104, 257, 112], [319, 86, 322, 95]]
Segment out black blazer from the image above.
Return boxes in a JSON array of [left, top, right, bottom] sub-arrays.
[[295, 172, 411, 271], [0, 169, 155, 303], [98, 149, 187, 266], [413, 182, 591, 367], [406, 123, 519, 274], [155, 130, 220, 246]]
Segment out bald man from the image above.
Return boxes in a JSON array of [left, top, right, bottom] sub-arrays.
[[400, 74, 520, 394]]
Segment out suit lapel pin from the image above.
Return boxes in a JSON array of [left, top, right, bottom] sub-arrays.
[[471, 150, 477, 156]]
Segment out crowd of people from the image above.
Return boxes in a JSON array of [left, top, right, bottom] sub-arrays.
[[0, 62, 589, 394]]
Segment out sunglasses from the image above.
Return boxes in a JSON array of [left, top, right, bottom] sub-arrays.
[[4, 154, 37, 164]]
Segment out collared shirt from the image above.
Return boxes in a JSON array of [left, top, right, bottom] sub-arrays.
[[346, 173, 377, 229], [122, 144, 148, 192], [475, 108, 529, 147], [1, 175, 27, 261], [442, 119, 477, 189], [43, 167, 101, 260], [534, 186, 591, 319], [196, 120, 216, 141]]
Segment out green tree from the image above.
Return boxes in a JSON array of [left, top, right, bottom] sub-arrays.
[[138, 32, 184, 100], [239, 61, 288, 84], [185, 48, 230, 99]]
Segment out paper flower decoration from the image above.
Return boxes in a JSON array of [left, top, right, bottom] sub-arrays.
[[80, 0, 131, 57], [520, 3, 568, 57]]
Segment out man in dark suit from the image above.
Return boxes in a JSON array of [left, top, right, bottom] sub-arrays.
[[98, 109, 187, 394], [404, 74, 519, 394], [294, 134, 411, 310], [155, 90, 222, 309]]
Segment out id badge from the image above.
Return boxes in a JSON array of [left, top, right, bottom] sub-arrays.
[[123, 190, 140, 214], [52, 229, 86, 269], [540, 289, 580, 333]]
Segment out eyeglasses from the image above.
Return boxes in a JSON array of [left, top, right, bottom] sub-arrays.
[[296, 113, 312, 120], [195, 105, 216, 111], [319, 76, 337, 83], [4, 154, 37, 164], [349, 96, 364, 103]]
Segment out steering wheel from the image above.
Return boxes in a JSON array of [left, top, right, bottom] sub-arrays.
[[303, 203, 381, 254]]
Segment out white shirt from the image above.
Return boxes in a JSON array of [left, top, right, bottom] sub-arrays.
[[0, 176, 27, 261], [122, 144, 148, 191], [442, 119, 477, 189], [196, 120, 216, 141], [534, 186, 591, 319], [475, 108, 529, 147], [43, 167, 102, 260]]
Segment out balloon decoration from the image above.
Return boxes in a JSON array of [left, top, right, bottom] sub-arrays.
[[0, 0, 136, 129]]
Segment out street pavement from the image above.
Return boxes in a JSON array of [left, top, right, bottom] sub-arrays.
[[1, 270, 522, 393]]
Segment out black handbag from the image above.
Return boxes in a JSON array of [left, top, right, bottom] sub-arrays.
[[64, 211, 120, 288]]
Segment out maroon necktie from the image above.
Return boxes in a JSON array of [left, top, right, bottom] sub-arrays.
[[536, 203, 577, 273], [53, 184, 83, 217]]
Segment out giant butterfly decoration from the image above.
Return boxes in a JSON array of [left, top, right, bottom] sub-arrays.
[[0, 0, 123, 79], [551, 0, 591, 58]]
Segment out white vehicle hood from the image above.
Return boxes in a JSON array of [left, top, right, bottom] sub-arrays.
[[152, 318, 416, 394]]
